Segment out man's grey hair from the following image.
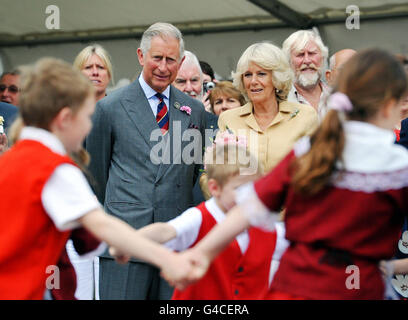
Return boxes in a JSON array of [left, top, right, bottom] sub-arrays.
[[282, 29, 328, 65], [178, 50, 204, 98], [182, 50, 203, 81], [1, 70, 20, 80], [140, 22, 185, 61]]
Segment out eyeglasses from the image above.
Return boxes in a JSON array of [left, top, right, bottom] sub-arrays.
[[0, 84, 19, 93]]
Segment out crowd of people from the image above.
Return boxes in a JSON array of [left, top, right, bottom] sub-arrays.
[[0, 21, 408, 301]]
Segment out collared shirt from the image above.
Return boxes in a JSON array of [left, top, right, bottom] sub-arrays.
[[166, 196, 289, 286], [20, 127, 101, 231], [138, 74, 170, 117], [218, 100, 318, 173], [287, 81, 331, 122], [165, 197, 250, 254]]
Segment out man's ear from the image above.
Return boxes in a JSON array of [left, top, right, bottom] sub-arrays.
[[207, 178, 221, 198], [137, 48, 144, 67], [325, 70, 332, 85]]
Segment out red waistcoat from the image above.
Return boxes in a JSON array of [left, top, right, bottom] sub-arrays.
[[0, 140, 74, 299], [172, 202, 277, 300]]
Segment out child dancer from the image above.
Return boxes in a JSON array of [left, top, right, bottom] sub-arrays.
[[166, 49, 408, 300], [123, 139, 289, 299], [0, 58, 188, 299], [7, 118, 106, 300]]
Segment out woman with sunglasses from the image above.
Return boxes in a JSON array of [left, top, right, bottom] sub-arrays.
[[0, 71, 20, 106]]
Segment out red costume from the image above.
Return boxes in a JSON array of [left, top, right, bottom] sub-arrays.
[[172, 201, 277, 300], [0, 140, 74, 299], [51, 228, 101, 300], [250, 122, 408, 299]]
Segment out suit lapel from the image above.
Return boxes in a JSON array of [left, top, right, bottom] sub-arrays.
[[168, 86, 191, 137], [120, 80, 160, 151]]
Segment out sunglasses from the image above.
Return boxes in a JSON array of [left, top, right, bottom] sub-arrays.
[[0, 84, 19, 93]]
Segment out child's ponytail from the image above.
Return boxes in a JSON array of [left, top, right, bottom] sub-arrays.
[[291, 109, 345, 196]]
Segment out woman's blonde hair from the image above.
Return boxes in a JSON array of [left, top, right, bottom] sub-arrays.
[[73, 44, 113, 83], [232, 42, 293, 102], [18, 57, 94, 130]]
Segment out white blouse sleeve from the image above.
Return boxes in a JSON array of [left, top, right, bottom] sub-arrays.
[[42, 164, 101, 231], [235, 182, 280, 231], [165, 207, 202, 251], [268, 221, 290, 286]]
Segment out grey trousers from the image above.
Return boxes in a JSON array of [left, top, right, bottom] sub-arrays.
[[98, 257, 173, 300]]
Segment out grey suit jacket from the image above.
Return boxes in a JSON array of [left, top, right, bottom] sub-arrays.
[[86, 79, 206, 260]]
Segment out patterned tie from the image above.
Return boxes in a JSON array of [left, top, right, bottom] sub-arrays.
[[155, 93, 169, 135]]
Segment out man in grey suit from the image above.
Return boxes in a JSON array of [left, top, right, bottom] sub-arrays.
[[86, 22, 207, 300]]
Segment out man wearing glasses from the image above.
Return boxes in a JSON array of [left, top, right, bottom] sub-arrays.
[[0, 71, 20, 106]]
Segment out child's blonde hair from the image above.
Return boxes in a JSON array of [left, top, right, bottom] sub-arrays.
[[18, 57, 94, 130], [204, 143, 262, 187]]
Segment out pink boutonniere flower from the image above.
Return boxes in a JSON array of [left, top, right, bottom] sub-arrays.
[[180, 106, 192, 115]]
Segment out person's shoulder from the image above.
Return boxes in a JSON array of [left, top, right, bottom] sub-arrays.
[[390, 143, 408, 166], [0, 101, 18, 115], [281, 100, 316, 114], [281, 100, 318, 125], [97, 81, 137, 107], [402, 118, 408, 130], [170, 86, 207, 119], [398, 118, 408, 149], [172, 87, 203, 109], [219, 102, 250, 121]]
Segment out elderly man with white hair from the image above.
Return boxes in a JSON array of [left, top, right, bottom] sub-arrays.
[[173, 51, 203, 98], [172, 49, 218, 130], [173, 50, 213, 111], [283, 30, 331, 121]]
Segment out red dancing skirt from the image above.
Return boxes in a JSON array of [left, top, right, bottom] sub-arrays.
[[265, 289, 309, 300]]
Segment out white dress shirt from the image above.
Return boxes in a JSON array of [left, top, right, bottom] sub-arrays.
[[165, 197, 250, 254], [138, 74, 170, 117]]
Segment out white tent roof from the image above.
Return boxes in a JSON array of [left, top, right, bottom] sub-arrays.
[[1, 0, 408, 46]]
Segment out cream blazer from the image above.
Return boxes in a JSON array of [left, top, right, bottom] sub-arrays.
[[217, 100, 318, 173]]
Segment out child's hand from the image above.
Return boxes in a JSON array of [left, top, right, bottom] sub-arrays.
[[109, 246, 130, 264], [183, 247, 210, 282], [379, 260, 394, 277], [160, 248, 210, 291], [160, 251, 193, 290]]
